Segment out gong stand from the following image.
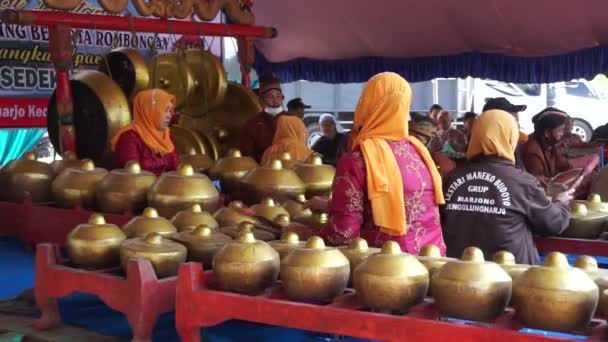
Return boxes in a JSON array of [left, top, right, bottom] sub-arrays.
[[34, 243, 178, 342], [175, 262, 608, 342], [535, 236, 608, 258], [0, 8, 275, 155]]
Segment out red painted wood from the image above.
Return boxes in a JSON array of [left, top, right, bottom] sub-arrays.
[[535, 237, 608, 257], [0, 197, 131, 246], [0, 9, 276, 39], [175, 262, 607, 342], [34, 243, 177, 342]]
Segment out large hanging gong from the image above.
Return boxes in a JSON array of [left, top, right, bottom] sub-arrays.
[[148, 52, 195, 109], [99, 48, 150, 102], [47, 70, 131, 162], [179, 82, 261, 156], [170, 126, 220, 161], [170, 126, 206, 155], [180, 49, 228, 117]]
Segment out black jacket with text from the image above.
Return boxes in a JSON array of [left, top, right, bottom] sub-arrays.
[[441, 156, 570, 265]]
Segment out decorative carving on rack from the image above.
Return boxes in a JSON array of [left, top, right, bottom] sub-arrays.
[[41, 0, 254, 24]]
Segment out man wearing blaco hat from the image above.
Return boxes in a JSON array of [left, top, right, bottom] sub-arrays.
[[240, 72, 289, 162], [287, 98, 311, 119]]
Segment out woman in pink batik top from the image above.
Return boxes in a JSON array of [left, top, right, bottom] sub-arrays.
[[312, 72, 447, 255]]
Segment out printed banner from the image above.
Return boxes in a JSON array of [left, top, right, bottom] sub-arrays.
[[0, 97, 49, 128], [0, 0, 223, 128]]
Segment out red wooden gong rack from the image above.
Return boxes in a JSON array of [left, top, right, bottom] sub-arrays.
[[0, 198, 132, 248], [34, 243, 177, 342], [175, 262, 608, 342]]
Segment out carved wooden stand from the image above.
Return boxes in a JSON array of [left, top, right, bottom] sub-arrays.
[[34, 243, 177, 342], [176, 262, 607, 342]]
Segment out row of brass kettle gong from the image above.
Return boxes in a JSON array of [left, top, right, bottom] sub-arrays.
[[64, 205, 608, 335]]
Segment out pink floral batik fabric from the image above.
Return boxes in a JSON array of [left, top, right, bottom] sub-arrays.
[[319, 138, 446, 256]]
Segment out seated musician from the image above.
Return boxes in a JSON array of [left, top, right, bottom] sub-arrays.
[[409, 116, 456, 178], [261, 115, 314, 165], [441, 110, 572, 265], [519, 108, 599, 189], [111, 89, 179, 176], [310, 73, 446, 255]]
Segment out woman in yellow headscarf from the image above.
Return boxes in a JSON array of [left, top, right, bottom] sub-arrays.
[[311, 72, 446, 255], [261, 115, 313, 165], [441, 110, 572, 265], [111, 89, 179, 176]]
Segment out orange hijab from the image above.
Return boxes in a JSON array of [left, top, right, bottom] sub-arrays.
[[261, 116, 313, 164], [351, 72, 444, 237], [467, 110, 519, 163], [111, 89, 176, 155]]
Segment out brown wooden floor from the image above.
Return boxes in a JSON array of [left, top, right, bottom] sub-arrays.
[[0, 314, 123, 342]]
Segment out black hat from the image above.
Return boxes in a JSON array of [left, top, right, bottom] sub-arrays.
[[482, 97, 527, 113], [532, 107, 569, 132], [287, 97, 311, 109]]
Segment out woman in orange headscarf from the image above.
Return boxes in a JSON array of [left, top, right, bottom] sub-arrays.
[[313, 72, 446, 255], [111, 89, 179, 175], [261, 115, 313, 165], [441, 110, 572, 264]]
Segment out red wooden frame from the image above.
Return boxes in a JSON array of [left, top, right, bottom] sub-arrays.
[[34, 243, 177, 342], [535, 237, 608, 257], [0, 199, 132, 248], [175, 262, 608, 342]]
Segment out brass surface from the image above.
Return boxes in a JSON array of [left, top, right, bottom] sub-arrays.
[[171, 126, 207, 156], [96, 161, 156, 214], [513, 252, 599, 332], [280, 236, 350, 302], [208, 149, 258, 195], [575, 255, 607, 315], [415, 244, 455, 296], [147, 163, 220, 218], [50, 151, 85, 174], [122, 207, 177, 238], [268, 232, 306, 260], [283, 194, 313, 220], [171, 225, 231, 269], [66, 214, 127, 269], [99, 47, 150, 101], [180, 149, 214, 173], [431, 247, 512, 322], [492, 251, 532, 281], [0, 152, 55, 203], [293, 155, 336, 197], [178, 82, 261, 154], [240, 159, 305, 205], [46, 70, 131, 162], [119, 232, 187, 278], [213, 201, 256, 227], [170, 203, 219, 231], [562, 201, 608, 239], [354, 241, 428, 312], [338, 238, 381, 286], [213, 231, 280, 294], [51, 159, 108, 209], [251, 198, 290, 222], [148, 52, 194, 109], [180, 49, 228, 116], [219, 221, 277, 241]]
